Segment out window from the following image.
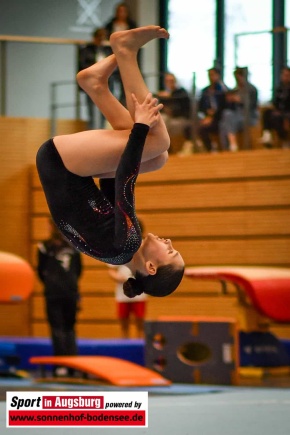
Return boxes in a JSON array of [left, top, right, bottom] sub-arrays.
[[224, 0, 272, 102], [167, 0, 273, 103], [167, 0, 216, 94]]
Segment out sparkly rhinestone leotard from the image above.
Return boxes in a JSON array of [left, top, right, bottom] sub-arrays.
[[36, 123, 149, 265]]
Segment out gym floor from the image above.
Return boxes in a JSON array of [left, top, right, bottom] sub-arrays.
[[1, 377, 290, 435]]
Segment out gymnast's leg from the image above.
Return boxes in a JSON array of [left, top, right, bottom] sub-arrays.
[[77, 54, 133, 131], [76, 54, 168, 177], [53, 26, 170, 177]]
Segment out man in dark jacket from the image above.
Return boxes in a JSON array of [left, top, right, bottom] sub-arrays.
[[198, 67, 228, 152], [37, 219, 82, 375]]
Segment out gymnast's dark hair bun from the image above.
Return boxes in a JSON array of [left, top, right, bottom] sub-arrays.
[[123, 278, 144, 299]]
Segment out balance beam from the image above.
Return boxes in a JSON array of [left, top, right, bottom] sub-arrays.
[[30, 356, 171, 387], [185, 266, 290, 322]]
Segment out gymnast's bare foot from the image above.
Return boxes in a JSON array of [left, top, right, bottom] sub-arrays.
[[110, 25, 169, 55], [76, 54, 117, 94]]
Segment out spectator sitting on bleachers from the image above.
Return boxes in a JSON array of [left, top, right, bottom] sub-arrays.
[[197, 67, 228, 152], [259, 66, 290, 149], [219, 67, 259, 151], [157, 73, 192, 153]]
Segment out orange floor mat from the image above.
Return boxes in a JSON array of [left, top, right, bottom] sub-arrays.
[[30, 355, 171, 387]]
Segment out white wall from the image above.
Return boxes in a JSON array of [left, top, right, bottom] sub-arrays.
[[0, 0, 160, 118], [137, 0, 161, 93]]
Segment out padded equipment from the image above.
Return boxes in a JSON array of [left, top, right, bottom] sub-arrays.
[[0, 342, 20, 373], [1, 337, 144, 370], [239, 331, 290, 367], [185, 266, 290, 322], [0, 251, 34, 302], [29, 355, 171, 387], [145, 317, 238, 385]]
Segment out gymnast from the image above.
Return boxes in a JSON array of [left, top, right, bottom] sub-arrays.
[[36, 26, 185, 299]]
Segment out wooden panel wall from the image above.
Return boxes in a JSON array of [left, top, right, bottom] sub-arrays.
[[30, 147, 290, 339], [0, 117, 86, 336]]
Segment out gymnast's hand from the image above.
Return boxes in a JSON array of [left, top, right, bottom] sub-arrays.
[[132, 92, 164, 128]]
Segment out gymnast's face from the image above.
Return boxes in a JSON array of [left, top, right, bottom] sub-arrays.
[[141, 233, 184, 269]]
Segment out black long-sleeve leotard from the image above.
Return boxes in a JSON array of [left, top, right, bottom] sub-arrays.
[[36, 123, 149, 265]]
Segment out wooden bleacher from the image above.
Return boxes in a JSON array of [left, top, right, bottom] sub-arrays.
[[29, 147, 290, 340]]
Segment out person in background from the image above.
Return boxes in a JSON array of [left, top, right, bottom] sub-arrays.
[[198, 67, 228, 152], [259, 66, 290, 148], [37, 219, 82, 376], [78, 28, 112, 129], [105, 2, 137, 36], [105, 3, 138, 107], [219, 67, 259, 151], [108, 221, 147, 339], [157, 72, 192, 153]]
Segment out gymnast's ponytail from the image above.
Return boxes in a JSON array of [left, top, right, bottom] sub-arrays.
[[123, 265, 184, 298], [123, 277, 144, 299]]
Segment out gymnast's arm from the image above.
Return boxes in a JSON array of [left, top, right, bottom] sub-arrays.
[[113, 122, 149, 250], [108, 92, 162, 252]]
